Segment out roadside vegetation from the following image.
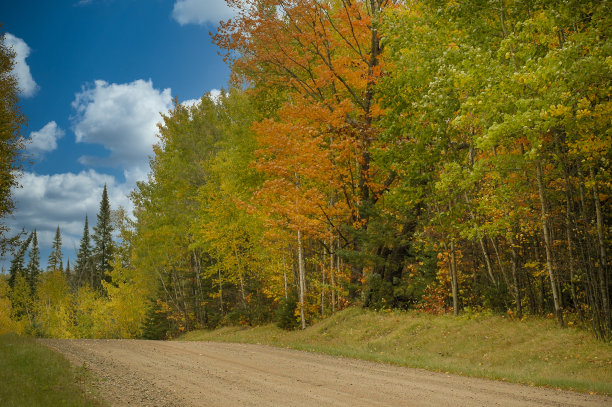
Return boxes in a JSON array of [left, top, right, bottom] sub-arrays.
[[1, 1, 610, 344], [0, 334, 104, 407], [180, 307, 612, 395]]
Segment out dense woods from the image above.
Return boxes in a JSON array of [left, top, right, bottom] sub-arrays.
[[1, 0, 610, 341]]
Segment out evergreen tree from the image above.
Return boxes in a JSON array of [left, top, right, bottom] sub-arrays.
[[75, 215, 92, 287], [8, 232, 33, 289], [26, 230, 40, 291], [92, 185, 114, 289], [47, 226, 63, 272]]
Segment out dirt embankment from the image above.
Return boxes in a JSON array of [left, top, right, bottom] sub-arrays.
[[41, 339, 610, 407]]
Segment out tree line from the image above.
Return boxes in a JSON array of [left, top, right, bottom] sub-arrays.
[[0, 186, 131, 337], [1, 0, 609, 340]]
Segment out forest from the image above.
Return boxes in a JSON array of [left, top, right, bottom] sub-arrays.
[[1, 0, 610, 341]]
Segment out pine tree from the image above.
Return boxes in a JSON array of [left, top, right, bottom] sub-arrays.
[[92, 185, 114, 289], [26, 230, 40, 292], [75, 215, 92, 287], [47, 226, 63, 272], [8, 232, 33, 289]]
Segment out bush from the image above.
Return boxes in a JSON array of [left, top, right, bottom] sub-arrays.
[[275, 292, 299, 330]]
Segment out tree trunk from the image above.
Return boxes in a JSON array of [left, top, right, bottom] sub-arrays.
[[321, 257, 325, 317], [282, 254, 288, 300], [450, 239, 459, 316], [233, 246, 248, 310], [297, 229, 306, 330], [479, 236, 497, 286], [536, 160, 564, 327], [330, 237, 336, 313], [590, 167, 611, 333], [218, 268, 224, 316], [508, 233, 523, 319], [464, 192, 496, 285]]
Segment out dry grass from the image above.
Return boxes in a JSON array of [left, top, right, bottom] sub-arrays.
[[179, 307, 612, 394]]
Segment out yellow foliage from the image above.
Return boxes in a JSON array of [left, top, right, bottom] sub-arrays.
[[0, 278, 24, 334], [34, 271, 74, 338]]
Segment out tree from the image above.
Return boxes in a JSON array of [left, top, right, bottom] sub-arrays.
[[8, 232, 32, 288], [75, 215, 93, 287], [26, 230, 40, 292], [0, 277, 24, 334], [378, 0, 610, 337], [65, 258, 71, 279], [34, 270, 74, 338], [215, 0, 399, 305], [47, 226, 63, 273], [92, 185, 114, 289], [0, 30, 27, 252]]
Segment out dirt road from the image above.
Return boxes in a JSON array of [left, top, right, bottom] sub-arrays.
[[40, 339, 609, 407]]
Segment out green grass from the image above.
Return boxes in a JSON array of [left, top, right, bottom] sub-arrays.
[[179, 307, 612, 394], [0, 334, 104, 407]]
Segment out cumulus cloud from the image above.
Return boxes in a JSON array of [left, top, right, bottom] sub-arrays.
[[71, 79, 172, 178], [27, 121, 65, 157], [3, 78, 176, 268], [6, 170, 133, 264], [172, 0, 235, 25], [3, 33, 38, 98]]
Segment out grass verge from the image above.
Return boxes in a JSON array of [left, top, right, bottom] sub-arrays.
[[0, 333, 104, 407], [179, 307, 612, 394]]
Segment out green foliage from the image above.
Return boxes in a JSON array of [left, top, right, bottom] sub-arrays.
[[141, 297, 173, 340], [8, 233, 32, 289], [47, 226, 63, 273], [74, 215, 92, 288], [275, 292, 299, 330], [26, 230, 40, 292], [3, 1, 608, 341], [0, 31, 27, 247], [92, 185, 114, 289]]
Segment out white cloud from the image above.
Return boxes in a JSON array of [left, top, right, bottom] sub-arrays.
[[3, 78, 177, 269], [6, 170, 133, 265], [3, 33, 38, 98], [27, 121, 65, 157], [71, 79, 172, 178], [182, 89, 221, 109], [171, 0, 235, 25], [209, 88, 222, 103], [181, 98, 201, 109]]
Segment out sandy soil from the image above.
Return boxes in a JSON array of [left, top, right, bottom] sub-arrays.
[[40, 339, 610, 407]]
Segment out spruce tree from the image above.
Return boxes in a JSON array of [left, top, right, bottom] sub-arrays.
[[26, 230, 41, 291], [47, 226, 63, 272], [75, 215, 92, 287], [8, 232, 33, 289], [92, 184, 114, 289]]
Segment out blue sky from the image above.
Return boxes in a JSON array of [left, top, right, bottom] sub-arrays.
[[1, 0, 233, 269]]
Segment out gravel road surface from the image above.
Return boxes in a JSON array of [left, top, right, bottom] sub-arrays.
[[40, 339, 610, 407]]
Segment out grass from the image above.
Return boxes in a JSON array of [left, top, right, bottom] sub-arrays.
[[0, 333, 104, 407], [179, 307, 612, 394]]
